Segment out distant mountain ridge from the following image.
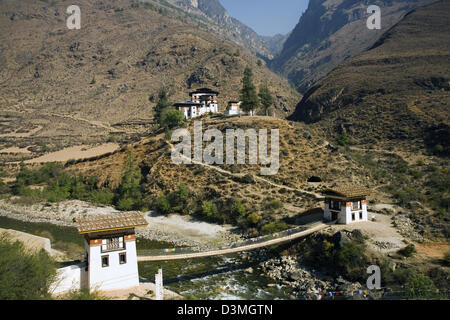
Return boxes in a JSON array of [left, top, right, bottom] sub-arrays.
[[262, 33, 290, 56], [168, 0, 274, 58], [272, 0, 434, 93], [288, 0, 450, 154]]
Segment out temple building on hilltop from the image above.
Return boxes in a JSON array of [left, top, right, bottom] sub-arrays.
[[224, 100, 256, 116], [321, 187, 374, 224], [175, 88, 219, 119], [225, 101, 242, 116]]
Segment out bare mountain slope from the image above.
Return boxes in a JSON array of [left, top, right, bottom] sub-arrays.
[[289, 0, 450, 155], [170, 0, 274, 58], [0, 0, 300, 145], [271, 0, 433, 93]]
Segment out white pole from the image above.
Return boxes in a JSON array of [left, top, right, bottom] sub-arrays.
[[155, 268, 164, 300]]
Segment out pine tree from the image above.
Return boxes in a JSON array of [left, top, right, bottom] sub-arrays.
[[153, 88, 172, 124], [116, 150, 142, 211], [240, 67, 259, 114], [258, 84, 274, 116]]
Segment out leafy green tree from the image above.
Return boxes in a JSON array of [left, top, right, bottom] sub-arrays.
[[406, 273, 437, 299], [43, 174, 72, 202], [201, 200, 216, 217], [117, 197, 135, 211], [167, 183, 189, 213], [116, 151, 142, 210], [231, 198, 246, 218], [157, 195, 171, 214], [258, 84, 274, 116], [177, 183, 189, 202], [15, 162, 64, 187], [336, 132, 350, 146], [0, 234, 57, 299], [240, 67, 259, 114], [160, 108, 185, 130]]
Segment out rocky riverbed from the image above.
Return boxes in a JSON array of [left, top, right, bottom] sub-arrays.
[[0, 198, 242, 247], [260, 255, 365, 299]]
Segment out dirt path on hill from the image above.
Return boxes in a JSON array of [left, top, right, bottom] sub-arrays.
[[165, 141, 321, 199]]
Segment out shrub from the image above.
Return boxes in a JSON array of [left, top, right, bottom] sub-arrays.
[[166, 183, 190, 214], [177, 183, 188, 203], [335, 242, 369, 280], [0, 178, 7, 194], [398, 244, 416, 257], [0, 234, 57, 299], [89, 189, 114, 205], [160, 109, 185, 130], [264, 199, 282, 210], [16, 162, 64, 186], [246, 212, 261, 225], [116, 197, 135, 211], [433, 144, 444, 154], [63, 288, 108, 300], [444, 250, 450, 265], [231, 199, 246, 218], [405, 273, 437, 299], [157, 196, 171, 214], [298, 233, 370, 281], [261, 221, 288, 235], [336, 132, 350, 146], [201, 201, 221, 222], [395, 188, 419, 205]]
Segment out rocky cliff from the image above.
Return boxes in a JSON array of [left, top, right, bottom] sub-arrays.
[[272, 0, 433, 93]]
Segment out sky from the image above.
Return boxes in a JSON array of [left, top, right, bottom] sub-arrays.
[[219, 0, 309, 37]]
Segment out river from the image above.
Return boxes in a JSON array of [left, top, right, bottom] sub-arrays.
[[0, 215, 294, 300]]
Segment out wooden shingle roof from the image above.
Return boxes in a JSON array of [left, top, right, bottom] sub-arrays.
[[77, 212, 148, 234], [320, 187, 375, 198]]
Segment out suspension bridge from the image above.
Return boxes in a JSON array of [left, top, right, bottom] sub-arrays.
[[137, 221, 329, 262]]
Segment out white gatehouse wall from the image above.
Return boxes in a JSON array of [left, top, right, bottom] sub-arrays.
[[87, 238, 140, 291], [50, 262, 87, 295]]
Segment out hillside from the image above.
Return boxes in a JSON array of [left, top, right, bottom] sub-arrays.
[[271, 0, 433, 93], [0, 0, 300, 151], [288, 0, 450, 153], [169, 0, 274, 58], [288, 0, 450, 239], [262, 33, 290, 57], [58, 115, 371, 234]]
